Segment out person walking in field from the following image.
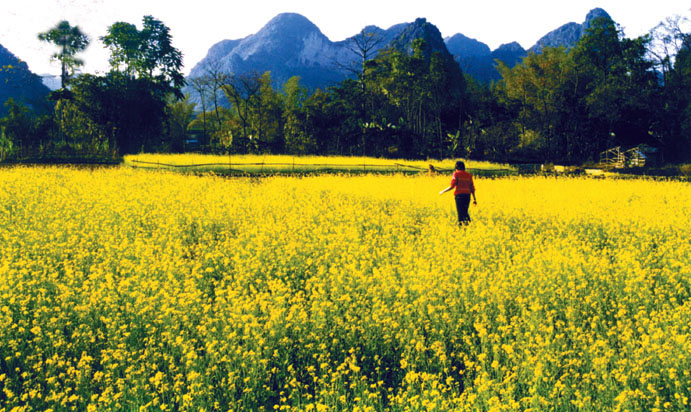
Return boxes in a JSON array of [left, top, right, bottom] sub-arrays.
[[439, 161, 477, 225]]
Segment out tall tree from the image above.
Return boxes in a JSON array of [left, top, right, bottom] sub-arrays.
[[68, 16, 188, 154], [572, 17, 627, 156], [648, 15, 690, 83], [252, 72, 284, 152], [670, 36, 691, 160], [650, 16, 691, 161], [221, 72, 262, 151], [202, 60, 229, 129], [322, 79, 364, 155], [38, 21, 90, 88], [100, 22, 141, 77], [496, 47, 578, 161], [572, 17, 663, 160], [188, 76, 211, 145], [139, 16, 185, 99], [101, 15, 185, 99], [166, 94, 196, 153], [427, 49, 467, 158], [365, 40, 467, 158], [344, 29, 384, 155], [281, 76, 311, 153]]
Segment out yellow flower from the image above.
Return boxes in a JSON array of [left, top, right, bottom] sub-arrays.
[[1, 164, 690, 411]]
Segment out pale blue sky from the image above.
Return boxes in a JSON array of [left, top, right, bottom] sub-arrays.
[[2, 0, 689, 76]]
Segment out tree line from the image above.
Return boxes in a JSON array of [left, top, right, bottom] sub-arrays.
[[1, 15, 689, 164], [0, 16, 183, 161]]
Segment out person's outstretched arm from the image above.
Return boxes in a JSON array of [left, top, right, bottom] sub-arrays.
[[439, 186, 453, 195], [441, 173, 457, 195]]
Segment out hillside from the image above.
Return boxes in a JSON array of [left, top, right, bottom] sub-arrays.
[[189, 13, 458, 91], [0, 43, 51, 116]]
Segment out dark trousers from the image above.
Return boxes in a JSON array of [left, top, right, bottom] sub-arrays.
[[454, 194, 471, 225]]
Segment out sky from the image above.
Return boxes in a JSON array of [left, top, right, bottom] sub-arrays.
[[2, 0, 689, 77]]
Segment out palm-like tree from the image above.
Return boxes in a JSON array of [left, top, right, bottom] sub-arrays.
[[38, 21, 90, 89]]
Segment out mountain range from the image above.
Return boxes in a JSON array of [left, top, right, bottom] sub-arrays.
[[188, 14, 461, 89], [189, 8, 613, 87], [0, 8, 614, 114], [447, 8, 612, 82]]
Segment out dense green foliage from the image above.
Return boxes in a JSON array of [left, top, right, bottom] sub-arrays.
[[1, 15, 690, 163]]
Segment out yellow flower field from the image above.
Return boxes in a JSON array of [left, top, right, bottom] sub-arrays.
[[0, 166, 690, 412]]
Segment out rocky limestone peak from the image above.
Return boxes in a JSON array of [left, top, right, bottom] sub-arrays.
[[249, 13, 327, 50], [529, 8, 613, 54], [445, 33, 491, 57], [233, 13, 330, 62], [361, 24, 383, 34], [494, 42, 526, 54], [260, 13, 324, 38], [529, 22, 582, 53], [491, 42, 527, 68], [584, 8, 612, 27], [192, 13, 326, 73], [389, 18, 453, 61], [348, 22, 410, 46]]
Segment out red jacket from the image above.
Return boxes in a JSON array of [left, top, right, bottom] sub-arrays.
[[451, 170, 475, 195]]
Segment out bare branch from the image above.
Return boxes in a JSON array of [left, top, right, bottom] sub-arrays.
[[332, 28, 385, 79]]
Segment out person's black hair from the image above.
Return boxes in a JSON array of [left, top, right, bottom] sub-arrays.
[[455, 161, 465, 171]]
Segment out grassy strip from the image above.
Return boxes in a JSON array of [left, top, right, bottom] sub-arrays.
[[124, 153, 516, 176]]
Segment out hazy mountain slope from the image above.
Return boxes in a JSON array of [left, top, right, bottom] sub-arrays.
[[529, 8, 612, 54], [189, 13, 458, 91], [0, 44, 51, 116], [446, 8, 612, 83]]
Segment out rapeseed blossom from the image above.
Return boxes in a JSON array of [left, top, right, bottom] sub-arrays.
[[0, 166, 689, 411]]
